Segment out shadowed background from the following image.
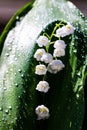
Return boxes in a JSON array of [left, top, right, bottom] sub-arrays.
[[0, 0, 87, 34]]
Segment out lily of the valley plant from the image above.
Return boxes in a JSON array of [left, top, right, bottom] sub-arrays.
[[34, 22, 75, 120]]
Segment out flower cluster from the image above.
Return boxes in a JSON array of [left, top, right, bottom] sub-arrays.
[[34, 22, 75, 120], [55, 22, 75, 37], [53, 40, 66, 57]]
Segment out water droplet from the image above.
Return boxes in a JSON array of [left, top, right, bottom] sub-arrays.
[[2, 116, 7, 123], [16, 106, 19, 109], [18, 96, 21, 99], [9, 61, 14, 65], [23, 90, 26, 94], [8, 47, 12, 51], [18, 69, 22, 73], [0, 107, 2, 111], [21, 74, 24, 78], [76, 94, 79, 99], [77, 71, 81, 76], [11, 121, 14, 124], [19, 116, 22, 119], [15, 117, 17, 121], [71, 42, 74, 45], [3, 87, 7, 91], [35, 15, 39, 21], [6, 71, 8, 74], [5, 109, 9, 114], [2, 118, 5, 121], [10, 68, 13, 72], [16, 16, 19, 20], [9, 106, 12, 110], [15, 83, 18, 87], [15, 73, 17, 76], [5, 53, 9, 57], [73, 49, 77, 53], [15, 57, 17, 61]]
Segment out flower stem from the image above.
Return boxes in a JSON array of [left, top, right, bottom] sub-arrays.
[[43, 32, 50, 39], [43, 74, 47, 81], [50, 21, 64, 40]]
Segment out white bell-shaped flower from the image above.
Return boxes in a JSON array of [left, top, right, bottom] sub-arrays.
[[54, 40, 66, 49], [36, 35, 50, 47], [35, 64, 47, 75], [56, 23, 75, 37], [36, 81, 50, 93], [53, 48, 65, 57], [56, 26, 67, 37], [65, 22, 75, 35], [47, 60, 65, 74], [41, 53, 53, 63], [35, 105, 50, 120], [34, 49, 46, 61]]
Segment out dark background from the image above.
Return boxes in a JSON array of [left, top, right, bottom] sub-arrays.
[[0, 0, 87, 34]]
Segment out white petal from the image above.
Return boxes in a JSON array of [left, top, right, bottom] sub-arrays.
[[35, 64, 47, 75], [36, 81, 50, 93], [35, 105, 49, 120], [41, 53, 53, 63], [56, 23, 75, 37], [56, 26, 67, 37], [34, 49, 46, 61], [66, 23, 75, 35], [53, 48, 65, 57], [37, 35, 50, 47], [47, 60, 65, 74], [54, 40, 66, 49]]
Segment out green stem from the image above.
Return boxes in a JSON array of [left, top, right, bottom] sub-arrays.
[[50, 21, 64, 40], [43, 74, 47, 81], [46, 42, 50, 52], [43, 32, 50, 39]]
